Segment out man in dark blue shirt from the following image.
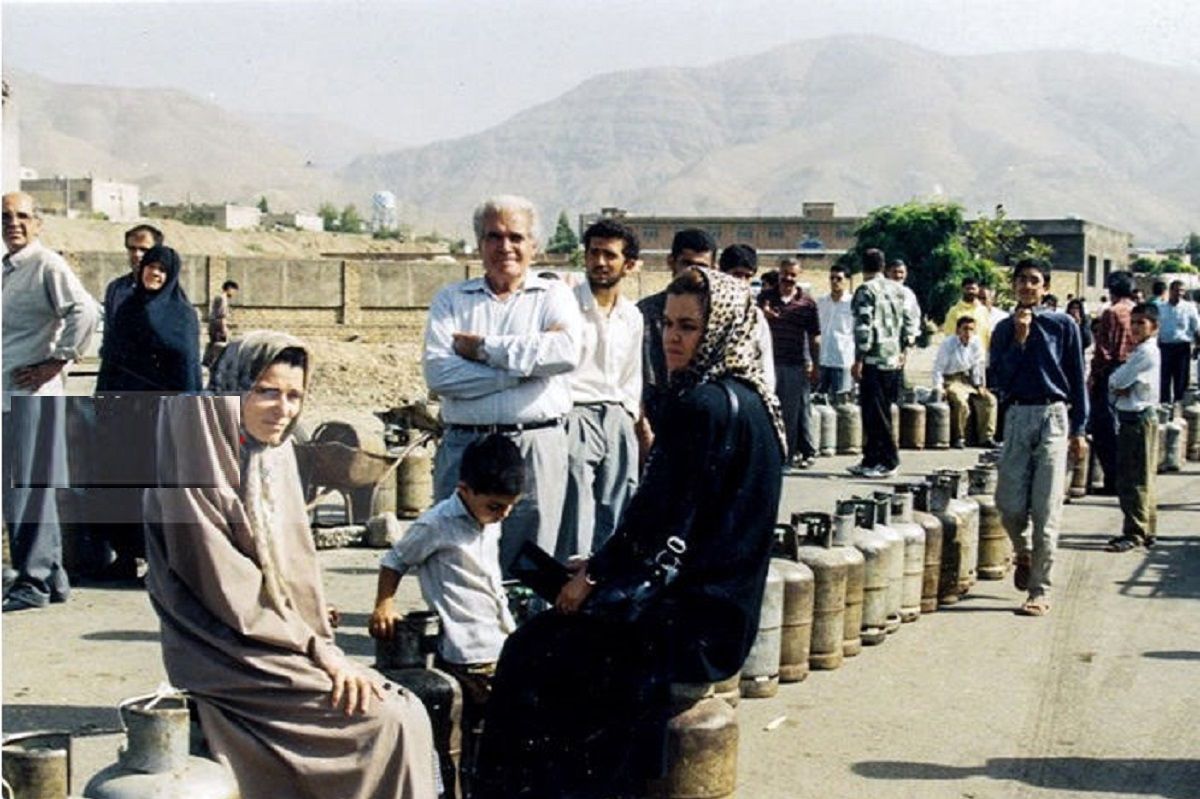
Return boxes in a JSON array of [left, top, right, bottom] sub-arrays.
[[988, 259, 1088, 617]]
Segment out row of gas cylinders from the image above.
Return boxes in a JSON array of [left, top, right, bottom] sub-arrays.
[[737, 463, 1006, 705], [812, 390, 957, 453], [1064, 397, 1200, 500]]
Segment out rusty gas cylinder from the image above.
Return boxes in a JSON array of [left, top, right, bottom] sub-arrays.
[[784, 516, 848, 670], [923, 475, 961, 606], [968, 465, 1010, 580], [869, 492, 906, 634], [771, 558, 815, 684], [835, 393, 863, 455], [395, 442, 434, 519], [837, 500, 891, 647], [739, 562, 784, 699], [1183, 390, 1200, 461], [925, 389, 951, 450], [643, 686, 738, 799], [1067, 437, 1090, 499], [888, 487, 926, 623], [933, 469, 980, 595], [899, 391, 927, 450], [3, 731, 72, 799], [814, 394, 838, 457], [832, 512, 866, 658], [908, 482, 944, 613], [375, 611, 463, 798]]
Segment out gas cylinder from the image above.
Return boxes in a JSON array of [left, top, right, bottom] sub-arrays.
[[3, 731, 72, 799], [908, 482, 944, 614], [1067, 437, 1090, 499], [837, 501, 891, 647], [831, 512, 866, 658], [890, 403, 901, 449], [835, 393, 863, 455], [375, 611, 463, 798], [712, 673, 740, 708], [888, 488, 926, 623], [395, 441, 434, 519], [867, 493, 905, 633], [931, 470, 980, 596], [83, 691, 239, 799], [1158, 405, 1184, 473], [814, 395, 838, 457], [899, 391, 927, 450], [643, 686, 738, 799], [782, 516, 847, 670], [925, 389, 951, 450], [968, 466, 1010, 580], [771, 558, 815, 683], [922, 476, 961, 606], [739, 562, 784, 699], [1182, 390, 1200, 461]]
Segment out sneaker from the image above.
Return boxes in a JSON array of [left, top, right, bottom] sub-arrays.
[[862, 465, 899, 479], [847, 463, 869, 476], [952, 438, 966, 449]]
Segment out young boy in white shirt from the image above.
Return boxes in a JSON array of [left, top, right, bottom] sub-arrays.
[[1106, 303, 1161, 552], [370, 433, 524, 787]]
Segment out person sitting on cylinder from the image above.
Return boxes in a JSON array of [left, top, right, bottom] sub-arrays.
[[143, 331, 437, 799], [932, 316, 998, 448], [472, 267, 786, 799], [370, 433, 523, 793]]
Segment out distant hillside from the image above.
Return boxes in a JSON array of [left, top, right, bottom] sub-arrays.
[[341, 36, 1200, 245], [9, 69, 361, 212]]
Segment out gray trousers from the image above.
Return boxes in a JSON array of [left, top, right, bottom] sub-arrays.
[[3, 396, 70, 606], [434, 424, 568, 576], [818, 366, 852, 398], [776, 363, 816, 460], [559, 404, 638, 559], [994, 403, 1069, 600]]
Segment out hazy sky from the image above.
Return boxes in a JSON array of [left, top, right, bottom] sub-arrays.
[[4, 0, 1198, 149]]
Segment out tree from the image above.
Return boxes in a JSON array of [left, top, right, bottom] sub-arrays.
[[545, 210, 580, 254], [339, 204, 364, 234], [257, 196, 270, 214], [1183, 232, 1200, 267], [318, 202, 340, 232]]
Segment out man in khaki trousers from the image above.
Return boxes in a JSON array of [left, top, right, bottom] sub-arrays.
[[932, 316, 997, 447]]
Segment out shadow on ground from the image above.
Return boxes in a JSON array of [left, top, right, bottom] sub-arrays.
[[79, 630, 159, 643], [1143, 650, 1200, 661], [853, 757, 1200, 798], [1, 704, 122, 736]]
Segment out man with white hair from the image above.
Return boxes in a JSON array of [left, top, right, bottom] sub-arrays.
[[3, 191, 99, 611], [423, 195, 582, 572]]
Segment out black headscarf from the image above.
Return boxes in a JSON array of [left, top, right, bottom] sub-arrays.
[[96, 244, 202, 393]]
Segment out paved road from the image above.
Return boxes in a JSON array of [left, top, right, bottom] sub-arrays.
[[3, 448, 1198, 797]]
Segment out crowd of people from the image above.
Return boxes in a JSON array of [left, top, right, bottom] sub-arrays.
[[3, 188, 1198, 798]]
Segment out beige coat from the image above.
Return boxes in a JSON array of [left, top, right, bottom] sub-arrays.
[[144, 392, 436, 799]]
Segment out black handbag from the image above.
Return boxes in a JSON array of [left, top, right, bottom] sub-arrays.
[[582, 380, 741, 624]]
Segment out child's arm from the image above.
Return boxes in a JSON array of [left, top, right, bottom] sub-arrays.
[[368, 566, 404, 640]]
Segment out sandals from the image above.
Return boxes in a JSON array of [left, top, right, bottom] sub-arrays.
[[1106, 536, 1141, 553], [1017, 598, 1051, 617], [1014, 553, 1032, 592]]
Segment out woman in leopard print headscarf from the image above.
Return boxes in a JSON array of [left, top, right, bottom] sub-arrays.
[[476, 267, 786, 799]]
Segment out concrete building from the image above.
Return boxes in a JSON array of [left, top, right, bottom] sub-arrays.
[[144, 203, 262, 231], [1011, 218, 1133, 300], [2, 80, 20, 194], [579, 202, 860, 268], [265, 211, 324, 233], [21, 176, 141, 222]]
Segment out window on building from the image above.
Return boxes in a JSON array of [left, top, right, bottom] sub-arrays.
[[737, 226, 754, 240], [641, 227, 658, 241], [707, 226, 722, 240], [768, 226, 785, 239], [1087, 255, 1098, 287], [76, 190, 88, 203], [836, 226, 852, 239], [1103, 258, 1113, 283]]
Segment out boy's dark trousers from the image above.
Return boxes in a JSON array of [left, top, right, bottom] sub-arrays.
[[1117, 409, 1158, 542], [437, 658, 497, 799], [859, 364, 901, 470]]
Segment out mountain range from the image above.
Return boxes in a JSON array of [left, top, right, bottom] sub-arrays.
[[9, 37, 1198, 244]]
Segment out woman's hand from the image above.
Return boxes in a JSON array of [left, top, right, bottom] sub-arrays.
[[556, 563, 594, 614], [326, 661, 385, 716]]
